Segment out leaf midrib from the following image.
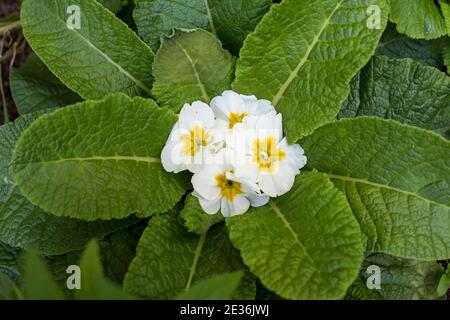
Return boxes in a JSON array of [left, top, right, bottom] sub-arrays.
[[173, 38, 210, 103], [203, 0, 217, 36], [35, 3, 152, 95], [271, 0, 344, 106], [19, 155, 161, 165], [321, 172, 447, 207], [269, 201, 322, 275]]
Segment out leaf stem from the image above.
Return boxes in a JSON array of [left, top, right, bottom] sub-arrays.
[[203, 0, 217, 37], [185, 231, 207, 291]]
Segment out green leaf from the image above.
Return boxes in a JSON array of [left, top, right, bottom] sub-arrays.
[[0, 112, 139, 255], [10, 54, 82, 115], [180, 193, 224, 235], [437, 266, 450, 297], [12, 94, 190, 221], [0, 242, 20, 281], [227, 171, 364, 300], [133, 0, 271, 54], [21, 249, 66, 300], [152, 29, 234, 112], [176, 271, 243, 300], [76, 240, 136, 300], [0, 273, 24, 300], [388, 0, 447, 40], [124, 214, 255, 299], [300, 117, 450, 260], [233, 0, 388, 141], [346, 253, 445, 300], [99, 223, 145, 283], [376, 23, 444, 68], [340, 56, 450, 136], [21, 0, 154, 99], [440, 1, 450, 75]]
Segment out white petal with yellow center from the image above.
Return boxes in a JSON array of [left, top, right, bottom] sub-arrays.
[[161, 102, 220, 173], [211, 90, 275, 130]]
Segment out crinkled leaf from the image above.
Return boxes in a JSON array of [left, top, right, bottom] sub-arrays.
[[180, 193, 224, 235], [21, 249, 65, 300], [10, 54, 81, 115], [124, 214, 255, 299], [12, 94, 190, 221], [388, 0, 446, 40], [133, 0, 271, 54], [152, 29, 234, 112], [340, 56, 450, 137], [233, 0, 388, 141], [376, 23, 444, 68], [227, 171, 364, 300], [0, 242, 20, 281], [300, 117, 450, 260], [99, 223, 146, 283], [346, 253, 445, 300], [0, 112, 139, 254], [21, 0, 154, 99], [176, 271, 243, 300]]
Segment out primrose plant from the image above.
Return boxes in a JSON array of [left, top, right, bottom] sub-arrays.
[[0, 0, 449, 300]]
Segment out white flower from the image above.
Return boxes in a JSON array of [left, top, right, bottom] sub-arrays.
[[192, 150, 269, 217], [229, 112, 307, 197], [161, 90, 308, 217], [161, 101, 221, 173], [210, 90, 275, 130]]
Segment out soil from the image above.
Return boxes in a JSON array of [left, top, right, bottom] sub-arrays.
[[0, 0, 32, 124]]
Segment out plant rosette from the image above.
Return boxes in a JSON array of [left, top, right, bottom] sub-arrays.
[[3, 0, 449, 301]]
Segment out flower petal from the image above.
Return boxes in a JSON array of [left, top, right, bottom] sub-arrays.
[[179, 101, 215, 129], [271, 163, 296, 196], [220, 195, 250, 217], [247, 194, 270, 207], [192, 166, 222, 200], [161, 141, 185, 173], [196, 195, 221, 215], [279, 138, 308, 171]]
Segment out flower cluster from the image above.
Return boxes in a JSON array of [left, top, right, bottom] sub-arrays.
[[161, 91, 307, 217]]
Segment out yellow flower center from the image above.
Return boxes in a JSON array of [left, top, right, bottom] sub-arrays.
[[215, 172, 244, 202], [181, 125, 209, 157], [252, 137, 286, 174], [228, 112, 248, 128]]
